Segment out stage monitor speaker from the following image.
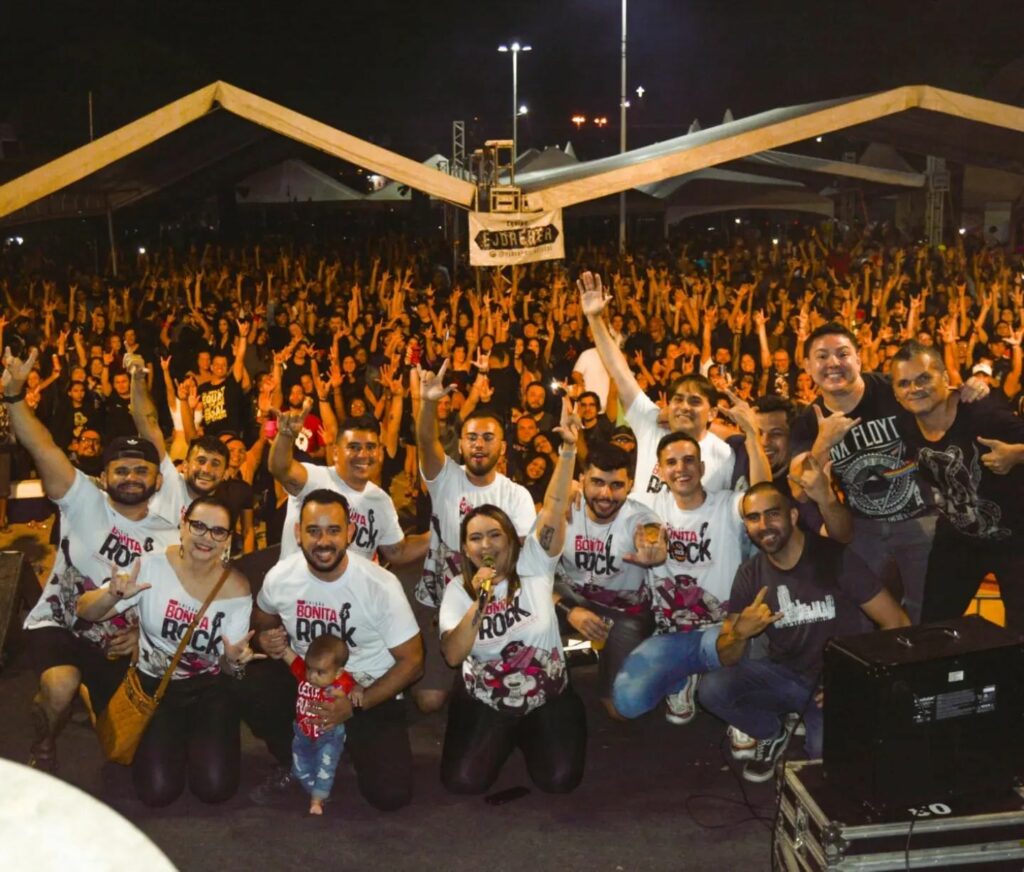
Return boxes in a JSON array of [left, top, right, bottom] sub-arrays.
[[823, 615, 1024, 813], [0, 550, 38, 663]]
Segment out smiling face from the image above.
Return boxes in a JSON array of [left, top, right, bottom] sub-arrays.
[[756, 410, 791, 476], [462, 513, 513, 579], [297, 500, 350, 576], [335, 428, 380, 486], [181, 502, 232, 562], [460, 417, 504, 478], [657, 438, 704, 500], [582, 465, 631, 521], [666, 385, 712, 437], [742, 489, 797, 556], [101, 458, 161, 506], [892, 352, 949, 418], [806, 333, 862, 396], [184, 446, 228, 496]]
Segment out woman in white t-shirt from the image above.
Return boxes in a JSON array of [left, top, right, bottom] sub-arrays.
[[438, 411, 586, 795], [78, 496, 257, 807]]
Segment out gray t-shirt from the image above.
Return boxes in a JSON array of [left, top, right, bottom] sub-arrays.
[[728, 534, 882, 679]]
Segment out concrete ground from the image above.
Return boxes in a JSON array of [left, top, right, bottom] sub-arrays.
[[0, 514, 779, 872]]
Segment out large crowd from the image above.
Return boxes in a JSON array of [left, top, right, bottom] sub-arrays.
[[2, 221, 1022, 814]]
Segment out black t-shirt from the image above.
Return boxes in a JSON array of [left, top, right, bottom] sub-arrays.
[[899, 395, 1024, 541], [729, 534, 883, 679], [198, 376, 248, 437], [790, 373, 928, 522]]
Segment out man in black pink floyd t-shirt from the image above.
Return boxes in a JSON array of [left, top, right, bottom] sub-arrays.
[[891, 341, 1024, 629]]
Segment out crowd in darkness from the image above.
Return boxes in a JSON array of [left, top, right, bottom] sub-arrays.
[[2, 223, 1021, 533], [3, 220, 1024, 810]]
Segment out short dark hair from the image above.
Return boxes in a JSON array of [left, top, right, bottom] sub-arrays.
[[656, 431, 701, 462], [585, 443, 633, 476], [891, 340, 946, 373], [806, 322, 858, 350], [753, 394, 795, 424], [577, 391, 600, 406], [305, 634, 349, 669], [667, 373, 717, 406], [740, 481, 793, 515], [462, 411, 505, 440], [300, 488, 351, 522], [187, 435, 230, 464], [337, 415, 381, 439], [184, 494, 236, 528]]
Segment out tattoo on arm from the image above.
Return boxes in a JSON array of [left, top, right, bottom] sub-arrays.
[[538, 525, 555, 550]]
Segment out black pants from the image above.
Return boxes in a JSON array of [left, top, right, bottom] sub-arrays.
[[921, 534, 1024, 631], [133, 673, 241, 807], [441, 680, 587, 795], [28, 626, 129, 715], [232, 658, 413, 811], [555, 586, 654, 697]]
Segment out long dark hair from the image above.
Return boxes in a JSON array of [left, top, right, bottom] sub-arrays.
[[459, 505, 521, 602]]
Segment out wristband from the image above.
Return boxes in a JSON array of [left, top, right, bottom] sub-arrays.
[[2, 387, 27, 404]]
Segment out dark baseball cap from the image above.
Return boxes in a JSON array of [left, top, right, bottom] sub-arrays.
[[102, 436, 160, 468]]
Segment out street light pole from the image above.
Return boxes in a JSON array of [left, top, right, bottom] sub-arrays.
[[619, 0, 627, 251], [498, 42, 531, 164]]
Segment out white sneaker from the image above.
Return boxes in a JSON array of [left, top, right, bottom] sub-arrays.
[[665, 674, 698, 725], [728, 726, 757, 760]]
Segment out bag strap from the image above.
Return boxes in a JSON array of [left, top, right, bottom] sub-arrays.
[[152, 566, 233, 702]]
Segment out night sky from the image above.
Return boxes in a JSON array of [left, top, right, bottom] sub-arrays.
[[1, 0, 1020, 166]]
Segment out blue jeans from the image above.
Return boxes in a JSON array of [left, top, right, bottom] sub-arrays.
[[292, 722, 346, 801], [611, 625, 723, 719], [697, 658, 823, 757]]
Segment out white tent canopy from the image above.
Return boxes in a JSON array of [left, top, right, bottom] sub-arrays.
[[235, 159, 364, 204]]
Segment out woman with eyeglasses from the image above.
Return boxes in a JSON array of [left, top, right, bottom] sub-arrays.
[[77, 496, 258, 806]]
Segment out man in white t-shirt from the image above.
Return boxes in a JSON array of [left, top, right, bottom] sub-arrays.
[[5, 348, 180, 772], [554, 443, 666, 718], [579, 271, 737, 497], [614, 418, 770, 725], [269, 404, 427, 565], [573, 343, 611, 411], [246, 489, 423, 811], [415, 360, 537, 713]]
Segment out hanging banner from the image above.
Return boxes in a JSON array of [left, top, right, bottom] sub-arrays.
[[468, 209, 564, 266]]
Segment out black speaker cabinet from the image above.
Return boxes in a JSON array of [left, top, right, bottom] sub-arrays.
[[0, 550, 39, 662], [823, 616, 1024, 813]]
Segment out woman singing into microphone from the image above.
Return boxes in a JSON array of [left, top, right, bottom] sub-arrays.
[[439, 401, 585, 794]]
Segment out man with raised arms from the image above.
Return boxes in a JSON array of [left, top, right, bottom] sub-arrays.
[[414, 360, 537, 713], [4, 348, 179, 772], [579, 271, 736, 497]]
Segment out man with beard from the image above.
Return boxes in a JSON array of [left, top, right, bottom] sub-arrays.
[[3, 349, 179, 772], [890, 342, 1024, 629], [698, 483, 908, 782], [246, 490, 423, 810], [579, 272, 736, 498], [516, 380, 556, 433], [554, 444, 666, 718], [415, 361, 537, 713], [270, 404, 425, 565], [69, 428, 104, 476], [789, 323, 988, 623], [128, 354, 234, 522]]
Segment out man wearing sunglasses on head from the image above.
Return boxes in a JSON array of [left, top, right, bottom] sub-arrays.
[[3, 348, 180, 773]]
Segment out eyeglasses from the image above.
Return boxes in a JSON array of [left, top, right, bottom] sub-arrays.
[[187, 519, 231, 541]]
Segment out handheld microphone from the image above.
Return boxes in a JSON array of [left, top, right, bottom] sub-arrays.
[[474, 556, 495, 622]]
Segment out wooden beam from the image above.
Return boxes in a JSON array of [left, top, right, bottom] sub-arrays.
[[529, 87, 923, 210], [215, 83, 476, 207], [0, 83, 219, 218]]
